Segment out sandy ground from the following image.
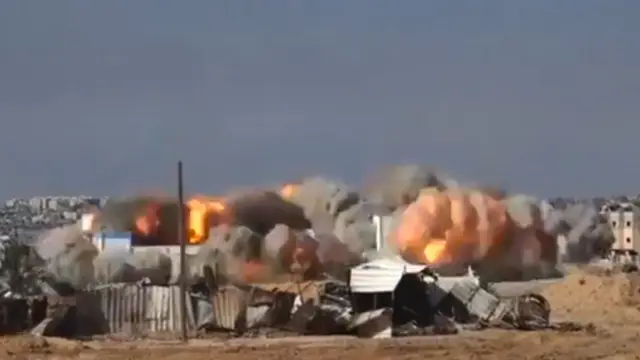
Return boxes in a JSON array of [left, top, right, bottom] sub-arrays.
[[3, 267, 640, 360]]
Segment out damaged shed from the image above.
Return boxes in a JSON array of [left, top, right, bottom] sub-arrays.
[[348, 258, 431, 338], [348, 258, 512, 338], [33, 283, 197, 338]]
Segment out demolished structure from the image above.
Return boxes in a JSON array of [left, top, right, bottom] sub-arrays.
[[0, 165, 609, 339]]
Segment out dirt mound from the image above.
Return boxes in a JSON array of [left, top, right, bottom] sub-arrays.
[[541, 268, 640, 325]]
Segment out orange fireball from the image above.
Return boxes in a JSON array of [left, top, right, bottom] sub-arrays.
[[187, 197, 227, 244], [391, 187, 508, 265]]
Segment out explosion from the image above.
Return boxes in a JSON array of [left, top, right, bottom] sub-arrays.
[[280, 183, 298, 200], [186, 197, 226, 243], [134, 202, 160, 236], [392, 187, 508, 266], [96, 167, 563, 283], [131, 184, 302, 245]]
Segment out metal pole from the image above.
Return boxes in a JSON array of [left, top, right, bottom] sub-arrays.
[[177, 160, 188, 342]]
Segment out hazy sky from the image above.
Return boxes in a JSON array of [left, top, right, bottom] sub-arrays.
[[0, 1, 638, 199]]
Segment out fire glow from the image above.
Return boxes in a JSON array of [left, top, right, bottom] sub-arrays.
[[392, 187, 508, 266], [132, 184, 300, 245]]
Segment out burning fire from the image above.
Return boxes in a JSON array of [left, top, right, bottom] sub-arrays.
[[392, 187, 508, 266], [186, 197, 226, 244], [132, 184, 300, 245], [279, 183, 298, 200], [134, 203, 160, 236], [424, 240, 449, 263]]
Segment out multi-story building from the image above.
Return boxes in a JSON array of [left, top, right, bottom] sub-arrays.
[[601, 202, 640, 264]]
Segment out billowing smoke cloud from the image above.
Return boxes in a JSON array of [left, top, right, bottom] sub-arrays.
[[287, 177, 360, 233], [192, 225, 262, 284], [225, 190, 311, 234], [284, 176, 374, 267], [94, 249, 172, 284], [30, 163, 615, 290], [542, 203, 614, 263], [34, 224, 98, 289], [96, 196, 181, 245], [385, 182, 561, 280], [94, 191, 312, 245], [365, 164, 459, 211], [496, 194, 559, 280]]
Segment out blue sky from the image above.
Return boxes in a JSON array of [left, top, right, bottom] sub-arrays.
[[0, 1, 638, 199]]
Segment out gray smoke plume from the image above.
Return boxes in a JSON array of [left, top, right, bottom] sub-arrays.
[[262, 224, 294, 263], [93, 250, 140, 283], [314, 231, 364, 280], [94, 249, 172, 284], [284, 177, 379, 261], [95, 191, 311, 243], [225, 190, 311, 234], [543, 203, 614, 263], [287, 177, 360, 233], [314, 232, 362, 267], [456, 192, 562, 278], [364, 164, 458, 211], [333, 201, 377, 255], [192, 225, 263, 284], [502, 194, 553, 267], [467, 194, 560, 281], [262, 224, 365, 281], [34, 223, 98, 289], [262, 224, 322, 278]]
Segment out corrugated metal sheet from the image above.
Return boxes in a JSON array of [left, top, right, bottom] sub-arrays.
[[286, 300, 317, 333], [246, 305, 271, 328], [350, 257, 427, 293], [427, 273, 479, 292], [209, 285, 249, 331], [92, 283, 195, 335], [423, 274, 479, 307], [450, 280, 509, 324], [204, 284, 299, 333], [349, 308, 393, 338]]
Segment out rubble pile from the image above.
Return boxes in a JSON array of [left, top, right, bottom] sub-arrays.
[[0, 239, 564, 340], [0, 164, 620, 340], [185, 260, 557, 339]]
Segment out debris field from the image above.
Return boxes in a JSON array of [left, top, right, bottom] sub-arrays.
[[0, 165, 631, 359], [1, 267, 639, 360]]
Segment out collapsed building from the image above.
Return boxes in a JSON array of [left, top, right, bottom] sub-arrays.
[[0, 165, 611, 339]]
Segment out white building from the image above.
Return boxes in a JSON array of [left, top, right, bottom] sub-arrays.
[[601, 202, 640, 263]]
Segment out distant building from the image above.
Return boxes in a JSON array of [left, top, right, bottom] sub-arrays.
[[601, 202, 640, 263], [29, 197, 43, 211], [47, 197, 58, 210]]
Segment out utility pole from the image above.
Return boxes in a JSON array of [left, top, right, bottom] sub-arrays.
[[177, 161, 188, 342]]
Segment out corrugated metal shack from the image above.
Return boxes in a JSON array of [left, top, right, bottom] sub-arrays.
[[349, 257, 426, 338], [199, 281, 325, 334], [189, 279, 344, 336], [348, 257, 512, 338], [79, 283, 196, 337]]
